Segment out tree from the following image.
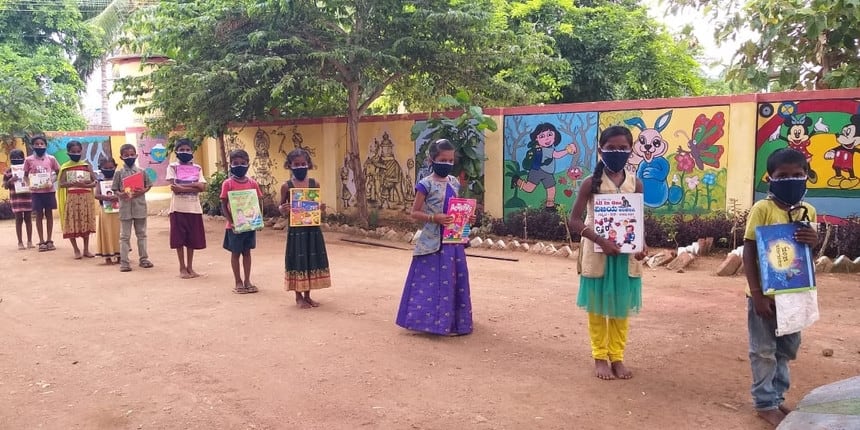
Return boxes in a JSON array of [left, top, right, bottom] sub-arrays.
[[507, 0, 706, 102], [0, 0, 101, 136], [663, 0, 860, 89]]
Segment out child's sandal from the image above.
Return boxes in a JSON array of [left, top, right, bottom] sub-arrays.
[[38, 242, 48, 252], [45, 241, 56, 251], [233, 286, 250, 294]]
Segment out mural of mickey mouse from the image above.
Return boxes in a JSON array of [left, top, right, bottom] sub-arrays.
[[779, 114, 819, 183], [824, 114, 860, 189]]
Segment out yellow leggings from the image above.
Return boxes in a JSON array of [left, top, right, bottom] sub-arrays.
[[588, 313, 629, 362]]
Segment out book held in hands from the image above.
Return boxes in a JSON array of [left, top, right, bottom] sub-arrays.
[[122, 171, 145, 194], [10, 165, 28, 193], [289, 188, 322, 227], [754, 223, 816, 295], [442, 197, 477, 244], [592, 193, 643, 254], [228, 189, 264, 233]]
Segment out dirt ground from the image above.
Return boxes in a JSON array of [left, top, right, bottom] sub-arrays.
[[1, 216, 859, 430]]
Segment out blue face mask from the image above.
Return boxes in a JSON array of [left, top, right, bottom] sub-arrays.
[[769, 177, 807, 207], [432, 162, 454, 177], [292, 167, 308, 181], [600, 150, 631, 173]]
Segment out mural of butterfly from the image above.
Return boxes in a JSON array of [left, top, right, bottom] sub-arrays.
[[674, 112, 726, 170]]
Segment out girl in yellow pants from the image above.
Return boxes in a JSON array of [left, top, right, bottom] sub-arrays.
[[567, 126, 647, 380]]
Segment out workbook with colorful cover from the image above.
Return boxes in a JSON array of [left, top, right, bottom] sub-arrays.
[[228, 189, 264, 233], [122, 171, 145, 193], [10, 164, 28, 193], [289, 188, 322, 227], [442, 197, 477, 244], [755, 223, 816, 295], [99, 181, 119, 213], [592, 193, 643, 253], [174, 164, 201, 184]]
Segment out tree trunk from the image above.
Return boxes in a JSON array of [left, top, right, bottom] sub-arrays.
[[216, 131, 228, 172], [347, 83, 369, 227], [100, 62, 110, 128]]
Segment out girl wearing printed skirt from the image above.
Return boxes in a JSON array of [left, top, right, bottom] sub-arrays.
[[568, 126, 647, 380], [94, 157, 121, 264], [278, 149, 331, 308], [58, 140, 97, 260], [3, 149, 33, 250], [396, 139, 476, 336]]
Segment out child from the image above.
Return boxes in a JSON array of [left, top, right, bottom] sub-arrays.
[[395, 139, 476, 335], [58, 140, 97, 259], [2, 149, 33, 249], [112, 143, 153, 272], [165, 138, 207, 279], [94, 157, 121, 264], [743, 148, 819, 427], [23, 136, 60, 252], [278, 149, 331, 308], [511, 123, 577, 211], [567, 126, 647, 380], [220, 149, 263, 294]]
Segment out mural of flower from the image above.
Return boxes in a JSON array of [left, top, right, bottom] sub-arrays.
[[558, 177, 567, 185], [567, 167, 583, 180], [685, 175, 699, 190], [702, 172, 717, 186], [676, 151, 695, 173]]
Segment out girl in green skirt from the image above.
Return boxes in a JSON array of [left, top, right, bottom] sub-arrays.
[[279, 149, 331, 309]]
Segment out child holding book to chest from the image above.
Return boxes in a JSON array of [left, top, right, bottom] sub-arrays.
[[112, 144, 153, 272], [166, 138, 207, 279], [3, 149, 33, 250], [23, 136, 60, 252], [743, 148, 819, 427], [395, 139, 476, 336], [220, 149, 263, 294], [568, 126, 647, 381], [94, 157, 121, 264], [58, 140, 98, 260], [278, 149, 331, 309]]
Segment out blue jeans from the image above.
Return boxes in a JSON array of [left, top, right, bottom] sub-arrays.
[[747, 297, 801, 410]]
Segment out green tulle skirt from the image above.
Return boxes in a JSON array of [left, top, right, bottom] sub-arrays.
[[577, 254, 642, 319]]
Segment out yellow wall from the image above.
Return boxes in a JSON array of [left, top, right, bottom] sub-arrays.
[[726, 102, 758, 212]]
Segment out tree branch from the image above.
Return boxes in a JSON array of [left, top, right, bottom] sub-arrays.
[[358, 73, 402, 113]]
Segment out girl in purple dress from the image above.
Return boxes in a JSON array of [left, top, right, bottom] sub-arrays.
[[396, 139, 476, 336]]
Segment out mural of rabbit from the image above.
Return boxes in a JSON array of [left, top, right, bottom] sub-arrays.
[[624, 111, 682, 208]]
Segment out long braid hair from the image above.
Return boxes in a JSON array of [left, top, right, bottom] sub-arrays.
[[591, 126, 633, 194]]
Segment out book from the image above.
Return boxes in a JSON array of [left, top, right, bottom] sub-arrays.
[[99, 181, 119, 213], [10, 164, 28, 193], [755, 223, 816, 295], [66, 170, 88, 183], [29, 172, 51, 191], [289, 188, 322, 227], [228, 189, 264, 233], [442, 197, 477, 244], [174, 164, 200, 184], [122, 171, 144, 194], [592, 193, 644, 254]]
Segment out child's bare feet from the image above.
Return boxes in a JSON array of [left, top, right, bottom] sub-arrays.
[[296, 297, 311, 309], [594, 360, 615, 380], [104, 258, 114, 265], [73, 250, 82, 260], [304, 297, 320, 307], [83, 251, 95, 258], [188, 270, 201, 278], [611, 361, 633, 379], [180, 269, 192, 279], [756, 409, 786, 426]]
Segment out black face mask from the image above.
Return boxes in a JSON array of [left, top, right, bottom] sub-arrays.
[[101, 169, 115, 179], [11, 158, 24, 165], [33, 148, 47, 156], [432, 162, 454, 177], [230, 165, 249, 178], [769, 177, 807, 208], [123, 157, 137, 168], [69, 154, 82, 162], [600, 150, 631, 173], [292, 167, 308, 181], [177, 152, 193, 163]]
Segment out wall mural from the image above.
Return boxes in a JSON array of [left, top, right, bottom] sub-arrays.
[[363, 131, 414, 210], [137, 134, 169, 186], [47, 136, 113, 170], [755, 100, 860, 219], [503, 112, 598, 216], [599, 107, 729, 215]]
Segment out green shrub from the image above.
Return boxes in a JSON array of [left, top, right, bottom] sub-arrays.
[[202, 170, 228, 215]]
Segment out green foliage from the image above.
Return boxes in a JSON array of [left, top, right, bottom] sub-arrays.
[[664, 0, 860, 90], [0, 1, 100, 136], [202, 170, 228, 216], [410, 91, 497, 198], [507, 0, 706, 102]]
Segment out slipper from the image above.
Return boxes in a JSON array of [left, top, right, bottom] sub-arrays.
[[245, 285, 259, 293], [139, 260, 154, 268], [120, 266, 132, 272], [38, 242, 48, 252], [45, 241, 56, 251], [233, 286, 251, 294]]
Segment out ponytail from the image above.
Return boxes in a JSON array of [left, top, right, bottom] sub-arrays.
[[591, 160, 605, 194]]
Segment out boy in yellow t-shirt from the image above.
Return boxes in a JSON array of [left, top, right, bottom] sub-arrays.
[[743, 148, 819, 427]]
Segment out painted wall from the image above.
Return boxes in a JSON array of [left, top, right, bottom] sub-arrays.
[[755, 99, 860, 218]]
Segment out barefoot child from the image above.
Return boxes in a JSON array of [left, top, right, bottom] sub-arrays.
[[567, 126, 647, 380], [23, 136, 60, 252], [743, 148, 819, 427], [278, 149, 331, 308], [396, 139, 476, 335], [58, 140, 97, 259], [94, 157, 121, 264], [112, 144, 153, 272], [166, 138, 207, 279], [220, 149, 263, 294], [3, 149, 33, 250]]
